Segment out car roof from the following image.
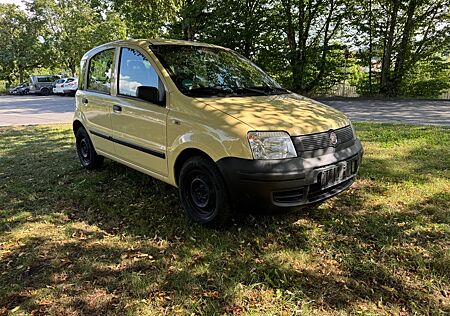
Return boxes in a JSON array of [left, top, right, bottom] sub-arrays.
[[81, 39, 227, 60]]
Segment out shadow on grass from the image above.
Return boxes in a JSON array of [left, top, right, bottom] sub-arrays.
[[0, 124, 449, 314]]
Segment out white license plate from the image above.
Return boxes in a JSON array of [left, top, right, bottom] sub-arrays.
[[319, 160, 356, 189]]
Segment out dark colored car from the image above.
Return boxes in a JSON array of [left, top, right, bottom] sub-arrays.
[[8, 83, 30, 95]]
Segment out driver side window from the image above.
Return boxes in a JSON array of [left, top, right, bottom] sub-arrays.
[[118, 47, 165, 103]]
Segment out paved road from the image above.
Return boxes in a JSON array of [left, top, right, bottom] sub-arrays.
[[321, 99, 450, 126], [1, 95, 450, 127], [0, 95, 74, 126]]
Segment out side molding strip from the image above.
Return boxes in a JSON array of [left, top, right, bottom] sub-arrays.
[[89, 130, 166, 159]]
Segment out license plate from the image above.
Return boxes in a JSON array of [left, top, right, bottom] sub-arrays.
[[319, 159, 357, 189]]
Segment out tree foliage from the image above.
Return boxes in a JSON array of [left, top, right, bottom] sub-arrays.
[[27, 0, 127, 76], [1, 0, 448, 97], [0, 4, 47, 85], [374, 0, 450, 96]]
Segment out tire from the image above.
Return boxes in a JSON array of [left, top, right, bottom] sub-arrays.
[[179, 156, 233, 227], [75, 127, 104, 170], [40, 88, 50, 96]]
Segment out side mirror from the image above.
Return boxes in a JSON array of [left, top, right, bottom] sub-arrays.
[[136, 86, 159, 104]]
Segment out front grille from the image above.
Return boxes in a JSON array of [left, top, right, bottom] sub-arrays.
[[292, 125, 354, 153]]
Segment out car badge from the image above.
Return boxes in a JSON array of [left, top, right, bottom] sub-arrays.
[[329, 131, 338, 146]]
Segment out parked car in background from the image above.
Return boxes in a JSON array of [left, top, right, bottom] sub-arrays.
[[53, 77, 78, 96], [29, 75, 60, 95], [8, 82, 30, 95]]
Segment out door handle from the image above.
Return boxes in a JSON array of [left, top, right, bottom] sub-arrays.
[[113, 105, 122, 113], [82, 98, 88, 104]]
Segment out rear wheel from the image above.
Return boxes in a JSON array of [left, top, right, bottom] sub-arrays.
[[40, 88, 50, 96], [75, 127, 103, 170], [179, 156, 232, 227]]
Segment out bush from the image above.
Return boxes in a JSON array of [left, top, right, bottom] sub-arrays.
[[0, 81, 7, 94], [400, 56, 450, 98]]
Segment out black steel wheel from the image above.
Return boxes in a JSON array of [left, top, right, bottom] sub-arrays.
[[179, 156, 232, 227], [75, 127, 103, 170]]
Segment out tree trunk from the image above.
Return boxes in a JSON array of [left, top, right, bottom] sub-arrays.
[[391, 0, 417, 96], [19, 68, 24, 83], [243, 37, 252, 58], [296, 0, 306, 92], [282, 0, 300, 91], [181, 0, 194, 41], [292, 53, 304, 92], [368, 0, 373, 95], [68, 59, 76, 77], [6, 76, 12, 88], [305, 0, 336, 92], [380, 0, 400, 96]]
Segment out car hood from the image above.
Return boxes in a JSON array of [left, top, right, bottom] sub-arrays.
[[196, 93, 350, 136]]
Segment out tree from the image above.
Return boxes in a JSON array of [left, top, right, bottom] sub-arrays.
[[266, 0, 354, 94], [28, 0, 127, 76], [371, 0, 450, 96], [111, 0, 181, 38], [0, 4, 47, 85]]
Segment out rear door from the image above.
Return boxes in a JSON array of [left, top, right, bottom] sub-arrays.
[[110, 46, 169, 176], [77, 48, 116, 156]]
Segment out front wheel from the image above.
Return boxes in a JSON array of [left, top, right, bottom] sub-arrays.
[[75, 127, 104, 170], [179, 156, 233, 227]]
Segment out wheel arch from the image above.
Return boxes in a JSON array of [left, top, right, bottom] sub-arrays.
[[73, 120, 84, 135], [173, 148, 215, 186]]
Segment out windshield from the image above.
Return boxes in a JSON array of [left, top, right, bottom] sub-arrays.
[[150, 45, 288, 97]]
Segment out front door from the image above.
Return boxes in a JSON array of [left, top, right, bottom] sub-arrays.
[[111, 46, 169, 176]]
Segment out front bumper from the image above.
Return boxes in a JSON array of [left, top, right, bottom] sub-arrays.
[[217, 139, 363, 211], [63, 88, 77, 94]]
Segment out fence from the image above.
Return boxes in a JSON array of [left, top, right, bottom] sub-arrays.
[[322, 83, 359, 98], [439, 90, 450, 100], [320, 82, 450, 99]]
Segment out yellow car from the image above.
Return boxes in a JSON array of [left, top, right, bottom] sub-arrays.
[[73, 39, 363, 226]]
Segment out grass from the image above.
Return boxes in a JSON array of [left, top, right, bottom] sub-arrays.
[[0, 123, 449, 315]]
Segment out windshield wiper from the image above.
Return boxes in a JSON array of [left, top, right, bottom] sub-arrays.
[[234, 87, 269, 96], [184, 85, 289, 97], [268, 86, 289, 94], [247, 86, 290, 95], [185, 86, 234, 96]]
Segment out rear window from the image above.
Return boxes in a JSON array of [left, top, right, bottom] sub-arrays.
[[87, 49, 114, 94]]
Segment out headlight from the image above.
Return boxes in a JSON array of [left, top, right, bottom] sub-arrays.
[[247, 131, 297, 160]]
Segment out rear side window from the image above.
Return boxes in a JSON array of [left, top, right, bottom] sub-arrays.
[[118, 47, 165, 101], [66, 78, 75, 83], [88, 49, 114, 94], [37, 77, 54, 82]]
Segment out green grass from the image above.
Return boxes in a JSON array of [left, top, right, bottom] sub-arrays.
[[0, 123, 449, 315]]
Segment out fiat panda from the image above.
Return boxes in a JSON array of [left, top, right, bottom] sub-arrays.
[[73, 39, 363, 226]]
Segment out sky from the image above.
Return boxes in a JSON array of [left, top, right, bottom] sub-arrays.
[[0, 0, 26, 10]]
